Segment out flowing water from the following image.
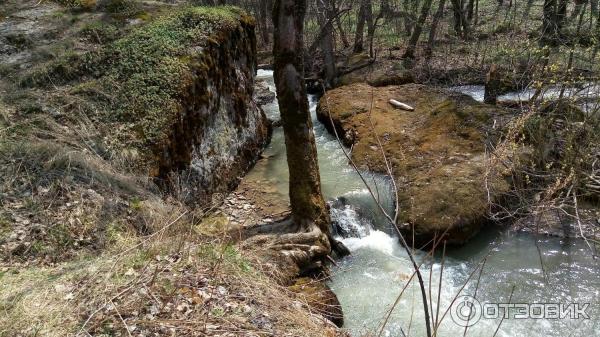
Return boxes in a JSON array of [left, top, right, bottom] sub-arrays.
[[252, 70, 599, 336], [452, 83, 600, 114]]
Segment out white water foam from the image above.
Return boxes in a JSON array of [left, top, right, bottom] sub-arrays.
[[341, 230, 400, 256]]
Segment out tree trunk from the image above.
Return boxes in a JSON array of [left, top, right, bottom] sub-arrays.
[[402, 0, 434, 61], [425, 0, 447, 60], [258, 0, 270, 45], [272, 0, 331, 238], [402, 0, 414, 36], [353, 0, 370, 53], [450, 0, 469, 38], [484, 64, 501, 104], [316, 0, 337, 88], [542, 0, 558, 45], [366, 0, 375, 56], [467, 0, 475, 21], [333, 0, 349, 48], [541, 0, 568, 46], [571, 0, 587, 20], [556, 0, 569, 32]]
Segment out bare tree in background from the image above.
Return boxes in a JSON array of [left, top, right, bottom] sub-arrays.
[[257, 0, 271, 45], [353, 0, 372, 53], [542, 0, 569, 46], [450, 0, 469, 38], [425, 0, 447, 60], [316, 0, 338, 88], [402, 0, 435, 62]]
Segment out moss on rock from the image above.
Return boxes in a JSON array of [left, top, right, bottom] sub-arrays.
[[317, 83, 511, 245], [20, 6, 269, 204]]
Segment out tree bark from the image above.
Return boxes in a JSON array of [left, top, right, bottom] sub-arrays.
[[542, 0, 558, 45], [332, 0, 349, 48], [365, 0, 376, 56], [425, 0, 446, 60], [258, 0, 270, 45], [402, 0, 434, 61], [571, 0, 587, 20], [402, 0, 414, 36], [541, 0, 568, 46], [272, 0, 331, 237], [467, 0, 475, 21], [316, 0, 337, 88], [556, 0, 569, 32], [450, 0, 469, 38], [353, 0, 371, 53]]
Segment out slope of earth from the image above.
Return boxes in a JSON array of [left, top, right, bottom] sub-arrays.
[[0, 1, 343, 336]]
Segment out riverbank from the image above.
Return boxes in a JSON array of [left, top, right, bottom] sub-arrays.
[[0, 2, 344, 335]]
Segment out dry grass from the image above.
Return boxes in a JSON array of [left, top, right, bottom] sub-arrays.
[[0, 201, 340, 336]]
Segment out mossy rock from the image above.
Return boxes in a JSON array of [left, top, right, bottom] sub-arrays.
[[338, 62, 414, 87], [318, 83, 510, 246], [21, 6, 256, 175]]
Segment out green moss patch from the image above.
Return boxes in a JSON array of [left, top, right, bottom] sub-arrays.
[[318, 83, 511, 245], [21, 6, 251, 172]]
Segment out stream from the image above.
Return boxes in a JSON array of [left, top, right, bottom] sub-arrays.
[[452, 83, 600, 114], [253, 70, 599, 336]]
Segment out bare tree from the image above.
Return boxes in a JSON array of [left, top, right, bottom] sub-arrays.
[[353, 0, 371, 53], [316, 0, 338, 88], [258, 0, 271, 45], [450, 0, 469, 38], [332, 0, 350, 47], [542, 0, 569, 46], [271, 0, 332, 264], [425, 0, 447, 60], [467, 0, 475, 21], [402, 0, 435, 61]]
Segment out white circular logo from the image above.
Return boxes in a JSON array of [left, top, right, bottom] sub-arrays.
[[451, 295, 482, 327]]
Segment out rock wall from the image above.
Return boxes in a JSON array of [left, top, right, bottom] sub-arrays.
[[18, 7, 270, 206], [155, 15, 271, 204]]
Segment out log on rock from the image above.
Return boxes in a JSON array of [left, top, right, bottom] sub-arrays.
[[389, 99, 414, 111]]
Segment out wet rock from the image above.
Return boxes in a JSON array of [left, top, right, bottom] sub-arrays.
[[318, 83, 511, 246], [338, 61, 414, 87], [254, 79, 276, 106], [331, 239, 350, 258], [288, 277, 344, 327]]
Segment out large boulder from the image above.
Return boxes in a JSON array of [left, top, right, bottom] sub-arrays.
[[317, 83, 512, 245], [20, 8, 270, 206], [337, 54, 414, 87]]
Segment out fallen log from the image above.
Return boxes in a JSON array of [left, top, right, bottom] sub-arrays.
[[389, 99, 414, 111]]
